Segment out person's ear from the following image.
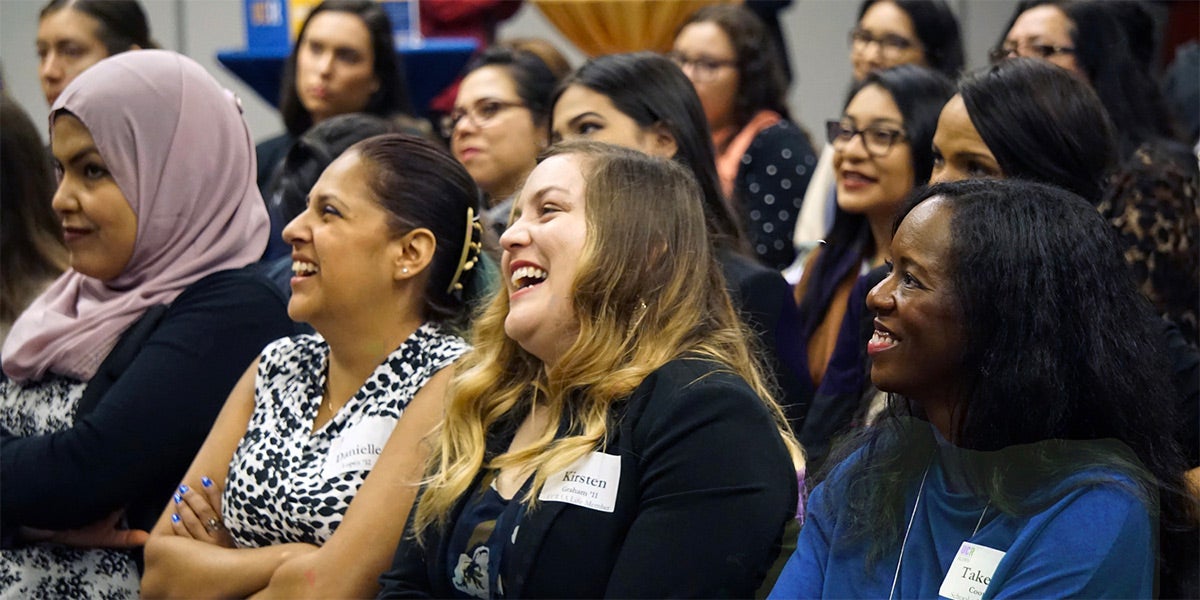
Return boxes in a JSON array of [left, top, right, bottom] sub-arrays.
[[646, 122, 678, 158], [392, 228, 436, 281]]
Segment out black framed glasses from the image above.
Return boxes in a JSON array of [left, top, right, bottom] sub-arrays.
[[440, 98, 526, 138], [665, 51, 737, 82], [988, 42, 1075, 64], [848, 28, 919, 55], [826, 120, 907, 158]]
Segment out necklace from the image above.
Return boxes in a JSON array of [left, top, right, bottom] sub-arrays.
[[888, 464, 990, 600]]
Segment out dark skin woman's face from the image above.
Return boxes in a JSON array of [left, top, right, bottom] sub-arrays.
[[866, 196, 967, 439]]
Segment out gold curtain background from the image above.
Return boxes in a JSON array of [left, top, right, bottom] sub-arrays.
[[531, 0, 740, 57]]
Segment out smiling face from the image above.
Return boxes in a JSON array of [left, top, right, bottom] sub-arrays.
[[930, 95, 1003, 184], [37, 8, 112, 106], [672, 21, 739, 131], [50, 114, 137, 281], [282, 150, 403, 328], [866, 196, 966, 417], [451, 65, 546, 200], [498, 153, 589, 366], [551, 84, 677, 158], [851, 1, 926, 82], [295, 11, 379, 124], [834, 84, 914, 222]]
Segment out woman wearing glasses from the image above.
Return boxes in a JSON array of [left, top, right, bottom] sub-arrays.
[[792, 0, 962, 274], [446, 46, 559, 239], [671, 4, 818, 271], [793, 65, 953, 471]]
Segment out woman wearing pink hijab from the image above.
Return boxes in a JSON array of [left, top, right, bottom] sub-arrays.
[[0, 50, 293, 597]]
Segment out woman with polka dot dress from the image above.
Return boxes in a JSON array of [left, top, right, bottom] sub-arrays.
[[672, 4, 819, 271]]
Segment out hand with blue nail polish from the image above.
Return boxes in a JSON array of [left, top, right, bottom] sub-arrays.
[[201, 476, 213, 488]]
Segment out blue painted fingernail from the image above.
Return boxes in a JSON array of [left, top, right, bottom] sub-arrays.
[[173, 493, 181, 503], [178, 484, 189, 494], [201, 476, 213, 488], [171, 513, 180, 523]]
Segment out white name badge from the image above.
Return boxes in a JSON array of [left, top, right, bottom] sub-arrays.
[[322, 415, 396, 479], [538, 451, 621, 513], [939, 541, 1006, 600]]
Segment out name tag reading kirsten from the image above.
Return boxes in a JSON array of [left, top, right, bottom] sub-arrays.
[[538, 451, 621, 513], [939, 541, 1006, 600], [322, 415, 396, 479]]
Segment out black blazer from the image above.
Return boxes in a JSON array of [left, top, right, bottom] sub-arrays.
[[379, 358, 799, 598]]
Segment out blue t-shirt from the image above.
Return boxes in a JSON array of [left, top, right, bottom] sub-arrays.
[[769, 444, 1155, 599]]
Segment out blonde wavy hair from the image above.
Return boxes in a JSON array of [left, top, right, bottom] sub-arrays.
[[412, 141, 801, 537]]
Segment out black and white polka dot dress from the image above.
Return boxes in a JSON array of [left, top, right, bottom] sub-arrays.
[[221, 323, 468, 548]]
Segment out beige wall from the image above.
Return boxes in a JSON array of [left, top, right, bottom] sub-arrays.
[[1, 0, 1020, 144]]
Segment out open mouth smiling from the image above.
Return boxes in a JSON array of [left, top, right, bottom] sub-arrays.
[[511, 265, 547, 291]]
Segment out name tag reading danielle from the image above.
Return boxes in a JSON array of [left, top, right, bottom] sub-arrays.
[[939, 541, 1006, 600], [538, 451, 621, 513], [322, 415, 396, 479]]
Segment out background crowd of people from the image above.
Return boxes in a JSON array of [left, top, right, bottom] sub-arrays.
[[1, 0, 1197, 598]]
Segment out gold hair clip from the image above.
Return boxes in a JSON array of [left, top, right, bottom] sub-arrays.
[[447, 207, 484, 293]]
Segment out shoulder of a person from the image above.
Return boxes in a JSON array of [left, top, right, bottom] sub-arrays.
[[749, 120, 815, 155], [168, 267, 288, 317], [718, 249, 788, 292], [626, 357, 763, 421], [255, 132, 294, 155]]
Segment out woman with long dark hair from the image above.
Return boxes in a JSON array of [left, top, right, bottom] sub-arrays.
[[792, 0, 963, 267], [792, 65, 953, 469], [672, 4, 818, 270], [772, 179, 1198, 597], [255, 0, 412, 194]]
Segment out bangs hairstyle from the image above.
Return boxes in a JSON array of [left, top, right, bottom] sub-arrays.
[[679, 4, 791, 129], [351, 133, 482, 328], [856, 0, 964, 79], [553, 52, 742, 249], [279, 0, 411, 136], [412, 141, 799, 537], [958, 58, 1116, 204], [40, 0, 158, 54]]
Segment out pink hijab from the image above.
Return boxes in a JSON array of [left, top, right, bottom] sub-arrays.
[[2, 50, 269, 383]]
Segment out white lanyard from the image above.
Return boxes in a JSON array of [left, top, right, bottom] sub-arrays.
[[888, 464, 990, 600]]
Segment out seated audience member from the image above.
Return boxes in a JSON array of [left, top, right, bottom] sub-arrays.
[[794, 65, 953, 470], [551, 51, 808, 435], [929, 58, 1200, 479], [672, 4, 818, 270], [141, 134, 484, 598], [446, 46, 559, 238], [378, 142, 801, 597], [259, 113, 399, 261], [256, 0, 415, 196], [1, 94, 67, 343], [36, 0, 156, 107], [792, 0, 963, 269], [770, 179, 1198, 598], [998, 0, 1199, 346], [0, 50, 292, 597]]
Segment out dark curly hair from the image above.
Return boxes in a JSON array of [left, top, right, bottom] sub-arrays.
[[678, 4, 790, 132]]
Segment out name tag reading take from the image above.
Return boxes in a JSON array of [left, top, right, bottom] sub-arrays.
[[538, 451, 621, 513], [322, 415, 396, 479], [939, 541, 1006, 600]]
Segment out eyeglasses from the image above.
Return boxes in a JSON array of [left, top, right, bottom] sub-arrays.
[[849, 28, 919, 56], [826, 120, 907, 158], [665, 51, 736, 82], [989, 42, 1075, 63], [440, 98, 525, 138]]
